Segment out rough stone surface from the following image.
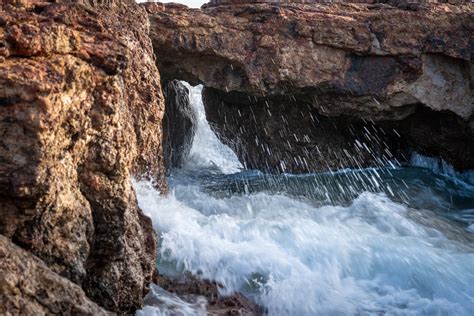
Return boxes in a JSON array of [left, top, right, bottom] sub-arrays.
[[146, 1, 472, 119], [163, 80, 196, 170], [204, 0, 472, 8], [0, 235, 109, 316], [154, 273, 264, 316], [0, 0, 164, 313], [146, 1, 473, 172]]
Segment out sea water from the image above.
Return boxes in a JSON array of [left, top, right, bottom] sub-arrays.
[[136, 84, 474, 316]]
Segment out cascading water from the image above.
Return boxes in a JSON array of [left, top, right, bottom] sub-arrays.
[[136, 84, 474, 315], [180, 83, 242, 174]]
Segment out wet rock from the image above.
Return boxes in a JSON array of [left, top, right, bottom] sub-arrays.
[[0, 0, 164, 313], [394, 107, 474, 170], [0, 235, 109, 315], [153, 273, 264, 316], [146, 1, 473, 172], [163, 80, 197, 170], [203, 87, 405, 173], [203, 87, 474, 173]]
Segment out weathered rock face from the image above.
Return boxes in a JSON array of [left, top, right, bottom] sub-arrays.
[[203, 87, 474, 172], [163, 80, 196, 170], [0, 235, 109, 315], [146, 1, 473, 172], [203, 0, 472, 8], [0, 0, 165, 312], [151, 273, 264, 315]]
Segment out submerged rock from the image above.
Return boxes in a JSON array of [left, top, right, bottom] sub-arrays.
[[152, 273, 264, 316], [146, 0, 473, 172], [163, 80, 197, 170], [0, 0, 165, 312]]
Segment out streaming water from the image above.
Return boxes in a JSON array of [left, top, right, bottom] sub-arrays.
[[136, 84, 474, 316]]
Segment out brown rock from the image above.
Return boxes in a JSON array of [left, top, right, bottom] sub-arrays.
[[204, 0, 472, 8], [147, 1, 472, 117], [0, 0, 165, 313], [146, 1, 473, 172], [0, 235, 109, 315]]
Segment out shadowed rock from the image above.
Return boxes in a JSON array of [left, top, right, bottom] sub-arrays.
[[203, 87, 474, 173], [0, 0, 165, 312], [163, 80, 197, 170], [146, 0, 473, 172], [0, 235, 110, 315]]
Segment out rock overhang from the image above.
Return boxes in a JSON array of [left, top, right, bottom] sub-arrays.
[[145, 0, 473, 172]]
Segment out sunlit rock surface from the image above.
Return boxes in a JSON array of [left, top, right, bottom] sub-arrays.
[[146, 0, 473, 172], [0, 0, 165, 312]]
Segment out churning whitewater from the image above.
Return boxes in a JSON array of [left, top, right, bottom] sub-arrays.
[[135, 84, 474, 316]]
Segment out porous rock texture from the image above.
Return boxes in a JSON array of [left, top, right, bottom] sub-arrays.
[[0, 0, 165, 313], [163, 80, 196, 171], [146, 0, 473, 172], [0, 235, 109, 315]]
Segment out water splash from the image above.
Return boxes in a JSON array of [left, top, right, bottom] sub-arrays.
[[137, 84, 474, 315], [135, 178, 474, 315], [411, 152, 474, 185], [181, 82, 242, 174], [136, 284, 207, 316]]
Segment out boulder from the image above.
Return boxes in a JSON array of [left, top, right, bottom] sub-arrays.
[[146, 1, 473, 172], [0, 0, 165, 312]]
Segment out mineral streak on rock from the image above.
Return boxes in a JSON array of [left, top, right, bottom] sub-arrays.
[[0, 0, 165, 312], [146, 0, 473, 172]]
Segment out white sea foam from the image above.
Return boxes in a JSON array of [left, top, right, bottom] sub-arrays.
[[136, 84, 474, 315], [136, 284, 207, 316], [135, 180, 474, 315]]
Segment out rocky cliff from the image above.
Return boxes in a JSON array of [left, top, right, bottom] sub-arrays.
[[0, 0, 472, 314], [0, 0, 165, 313], [147, 0, 473, 172]]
